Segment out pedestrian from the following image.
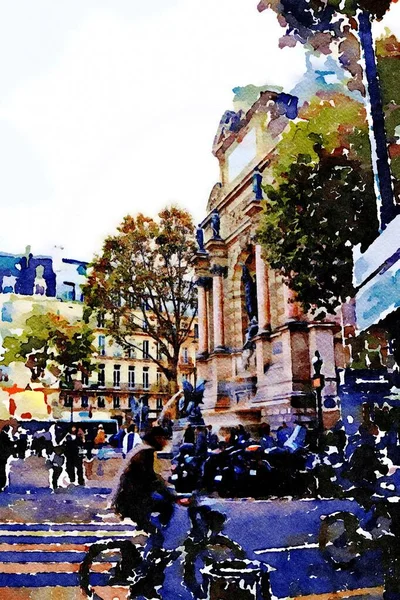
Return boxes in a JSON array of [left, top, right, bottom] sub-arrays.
[[122, 425, 141, 458], [94, 425, 106, 448], [46, 445, 65, 491], [206, 424, 219, 450], [259, 423, 275, 451], [226, 427, 238, 447], [195, 426, 208, 458], [183, 424, 195, 445], [237, 424, 250, 445], [0, 424, 16, 492], [284, 421, 307, 452], [64, 426, 85, 486], [110, 424, 126, 450], [83, 428, 95, 479], [113, 426, 175, 550], [277, 422, 291, 447], [161, 414, 173, 439], [14, 425, 28, 460]]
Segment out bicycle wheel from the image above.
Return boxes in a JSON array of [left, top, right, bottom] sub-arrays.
[[79, 538, 142, 598], [183, 533, 246, 599]]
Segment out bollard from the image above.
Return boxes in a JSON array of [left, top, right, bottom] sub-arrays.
[[202, 559, 273, 600]]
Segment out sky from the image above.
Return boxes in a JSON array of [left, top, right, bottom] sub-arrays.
[[0, 1, 399, 262]]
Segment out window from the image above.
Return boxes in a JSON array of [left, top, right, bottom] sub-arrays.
[[0, 370, 9, 382], [143, 367, 149, 390], [81, 370, 89, 386], [98, 335, 106, 356], [127, 347, 136, 359], [97, 396, 105, 408], [156, 398, 163, 410], [156, 344, 163, 361], [142, 319, 148, 331], [63, 281, 76, 302], [113, 395, 120, 409], [156, 371, 163, 387], [64, 396, 73, 408], [128, 366, 135, 389], [98, 365, 105, 387], [113, 345, 123, 358], [97, 312, 105, 328], [143, 340, 150, 359], [81, 395, 89, 408], [1, 303, 12, 323], [182, 347, 189, 364], [113, 365, 121, 388], [193, 324, 199, 339]]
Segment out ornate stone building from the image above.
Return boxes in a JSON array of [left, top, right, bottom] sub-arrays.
[[195, 90, 344, 428]]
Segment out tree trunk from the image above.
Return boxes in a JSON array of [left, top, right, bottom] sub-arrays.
[[358, 9, 396, 229]]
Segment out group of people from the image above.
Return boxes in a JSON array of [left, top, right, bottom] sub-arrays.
[[182, 420, 308, 456], [182, 424, 218, 455], [0, 420, 144, 493]]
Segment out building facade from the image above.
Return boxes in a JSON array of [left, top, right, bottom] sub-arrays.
[[195, 90, 346, 428], [0, 250, 197, 423]]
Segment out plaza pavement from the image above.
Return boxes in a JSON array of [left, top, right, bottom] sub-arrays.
[[0, 455, 388, 599]]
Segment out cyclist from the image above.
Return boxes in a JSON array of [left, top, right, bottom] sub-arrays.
[[113, 426, 176, 550]]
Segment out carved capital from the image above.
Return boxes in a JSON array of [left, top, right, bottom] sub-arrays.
[[196, 276, 212, 289], [210, 264, 228, 278]]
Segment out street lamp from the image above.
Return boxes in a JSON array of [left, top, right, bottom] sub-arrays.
[[312, 351, 325, 433]]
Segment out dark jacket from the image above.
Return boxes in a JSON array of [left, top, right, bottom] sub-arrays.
[[113, 443, 174, 525], [0, 428, 15, 461]]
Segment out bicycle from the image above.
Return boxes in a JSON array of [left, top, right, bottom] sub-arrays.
[[79, 495, 272, 599]]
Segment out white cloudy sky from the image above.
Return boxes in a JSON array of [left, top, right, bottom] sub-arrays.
[[0, 1, 399, 262]]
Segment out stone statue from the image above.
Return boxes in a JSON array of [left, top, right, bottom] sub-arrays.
[[312, 351, 323, 377], [179, 379, 205, 424], [210, 210, 221, 239], [252, 169, 263, 201], [196, 225, 206, 253], [241, 265, 258, 322]]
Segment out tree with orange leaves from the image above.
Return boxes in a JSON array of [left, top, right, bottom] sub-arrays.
[[83, 206, 197, 389]]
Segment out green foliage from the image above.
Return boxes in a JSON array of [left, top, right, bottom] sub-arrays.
[[83, 206, 197, 385], [1, 308, 96, 384], [257, 94, 379, 314], [271, 94, 372, 178]]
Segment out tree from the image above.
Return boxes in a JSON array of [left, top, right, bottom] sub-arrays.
[[83, 206, 197, 389], [1, 308, 96, 385], [257, 0, 399, 227], [257, 93, 379, 314]]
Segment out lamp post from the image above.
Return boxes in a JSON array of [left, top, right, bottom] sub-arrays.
[[312, 351, 325, 432]]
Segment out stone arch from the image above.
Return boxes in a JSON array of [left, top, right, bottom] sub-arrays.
[[231, 244, 257, 348]]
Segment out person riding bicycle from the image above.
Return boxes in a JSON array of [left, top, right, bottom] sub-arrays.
[[112, 426, 175, 550]]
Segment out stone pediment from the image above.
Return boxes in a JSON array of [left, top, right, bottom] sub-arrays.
[[212, 110, 246, 156], [212, 90, 298, 160]]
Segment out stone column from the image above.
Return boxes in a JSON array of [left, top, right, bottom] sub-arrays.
[[284, 283, 300, 321], [196, 277, 211, 357], [211, 264, 228, 351], [255, 244, 271, 332]]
